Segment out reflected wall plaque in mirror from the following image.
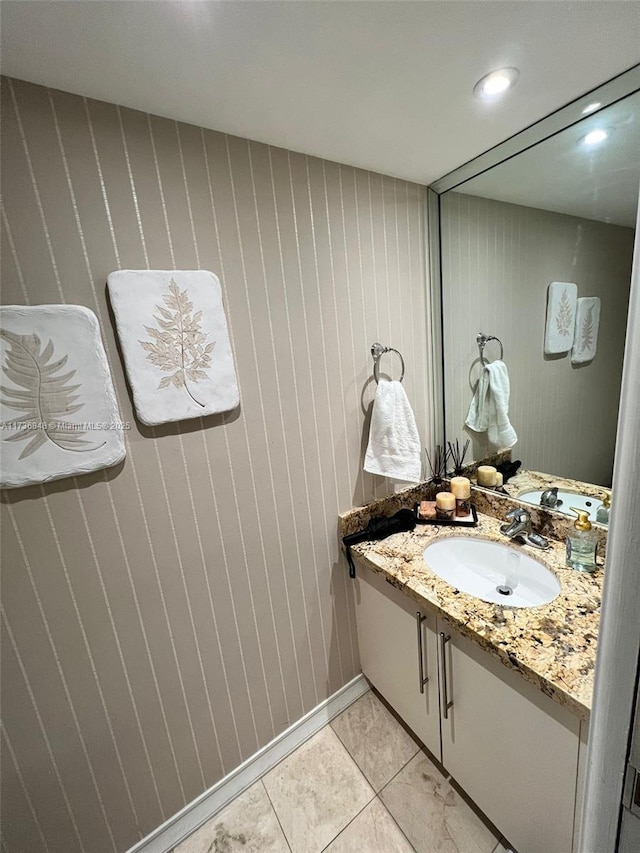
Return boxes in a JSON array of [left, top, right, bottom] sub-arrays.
[[435, 71, 640, 523]]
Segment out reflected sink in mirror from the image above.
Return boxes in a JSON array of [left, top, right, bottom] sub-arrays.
[[423, 537, 561, 608], [517, 490, 602, 520]]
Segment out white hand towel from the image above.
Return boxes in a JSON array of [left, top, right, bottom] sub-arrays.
[[364, 379, 422, 482], [465, 360, 517, 450], [572, 297, 600, 364], [544, 281, 577, 354]]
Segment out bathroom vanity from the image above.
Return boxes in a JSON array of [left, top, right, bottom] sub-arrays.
[[350, 66, 636, 853], [346, 511, 597, 853]]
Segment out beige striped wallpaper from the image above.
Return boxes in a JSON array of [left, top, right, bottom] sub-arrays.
[[441, 191, 634, 486], [0, 77, 434, 853]]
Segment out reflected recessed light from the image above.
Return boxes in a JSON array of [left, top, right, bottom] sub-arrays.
[[473, 67, 520, 100], [583, 129, 609, 145], [582, 102, 601, 115]]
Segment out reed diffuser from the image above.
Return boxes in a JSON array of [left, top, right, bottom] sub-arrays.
[[447, 438, 470, 476], [425, 444, 449, 486]]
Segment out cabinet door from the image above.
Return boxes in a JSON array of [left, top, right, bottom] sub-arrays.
[[439, 620, 580, 853], [353, 567, 441, 760]]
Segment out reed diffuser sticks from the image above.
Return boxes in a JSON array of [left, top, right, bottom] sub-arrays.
[[425, 444, 449, 484], [447, 438, 470, 476]]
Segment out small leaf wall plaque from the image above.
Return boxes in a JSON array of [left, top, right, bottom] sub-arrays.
[[544, 281, 577, 355], [107, 270, 239, 426], [0, 305, 126, 489], [572, 297, 601, 365]]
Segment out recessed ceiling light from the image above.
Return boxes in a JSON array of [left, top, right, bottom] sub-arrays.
[[582, 102, 601, 115], [473, 68, 520, 100], [583, 129, 609, 145]]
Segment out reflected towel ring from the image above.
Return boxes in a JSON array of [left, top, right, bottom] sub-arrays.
[[371, 342, 405, 383], [476, 333, 504, 366]]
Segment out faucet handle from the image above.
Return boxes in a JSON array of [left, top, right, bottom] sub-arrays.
[[505, 507, 528, 521], [500, 508, 532, 539], [540, 487, 560, 508]]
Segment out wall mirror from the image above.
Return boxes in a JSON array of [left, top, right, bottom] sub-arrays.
[[435, 71, 640, 523]]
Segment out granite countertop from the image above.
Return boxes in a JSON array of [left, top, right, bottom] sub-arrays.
[[349, 511, 600, 721]]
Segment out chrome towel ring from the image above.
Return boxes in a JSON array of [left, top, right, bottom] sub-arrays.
[[371, 342, 405, 383], [476, 333, 504, 366]]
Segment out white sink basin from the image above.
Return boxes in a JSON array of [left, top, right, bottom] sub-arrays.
[[423, 537, 561, 608], [518, 490, 602, 520]]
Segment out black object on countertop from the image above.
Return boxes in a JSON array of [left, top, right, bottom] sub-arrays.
[[342, 508, 417, 579], [497, 459, 521, 484]]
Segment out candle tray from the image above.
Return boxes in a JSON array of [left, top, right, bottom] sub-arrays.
[[413, 503, 478, 527]]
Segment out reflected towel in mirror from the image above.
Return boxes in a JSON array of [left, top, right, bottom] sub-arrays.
[[465, 360, 518, 450]]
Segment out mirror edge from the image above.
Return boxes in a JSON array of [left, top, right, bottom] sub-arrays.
[[429, 64, 640, 195], [425, 186, 445, 456], [426, 64, 640, 522]]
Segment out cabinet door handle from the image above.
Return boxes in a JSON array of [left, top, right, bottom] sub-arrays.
[[416, 612, 428, 693], [439, 632, 453, 719]]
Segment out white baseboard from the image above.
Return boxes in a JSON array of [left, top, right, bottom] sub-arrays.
[[126, 673, 369, 853]]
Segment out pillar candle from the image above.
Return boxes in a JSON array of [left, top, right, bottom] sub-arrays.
[[435, 491, 456, 520], [477, 465, 497, 487], [450, 476, 471, 499]]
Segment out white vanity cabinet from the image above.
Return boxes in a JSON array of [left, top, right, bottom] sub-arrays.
[[354, 565, 441, 761], [354, 564, 584, 853], [439, 622, 580, 853]]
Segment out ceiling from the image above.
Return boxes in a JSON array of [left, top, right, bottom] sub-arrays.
[[1, 1, 639, 187], [456, 91, 640, 228]]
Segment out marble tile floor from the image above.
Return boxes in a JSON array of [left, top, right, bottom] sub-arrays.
[[175, 689, 516, 853]]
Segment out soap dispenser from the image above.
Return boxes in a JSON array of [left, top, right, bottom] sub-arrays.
[[566, 508, 598, 573], [596, 491, 611, 525]]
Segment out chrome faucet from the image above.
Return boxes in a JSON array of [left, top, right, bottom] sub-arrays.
[[540, 487, 562, 508], [500, 508, 550, 550]]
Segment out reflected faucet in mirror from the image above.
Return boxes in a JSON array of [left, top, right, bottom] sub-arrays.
[[540, 487, 560, 508]]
